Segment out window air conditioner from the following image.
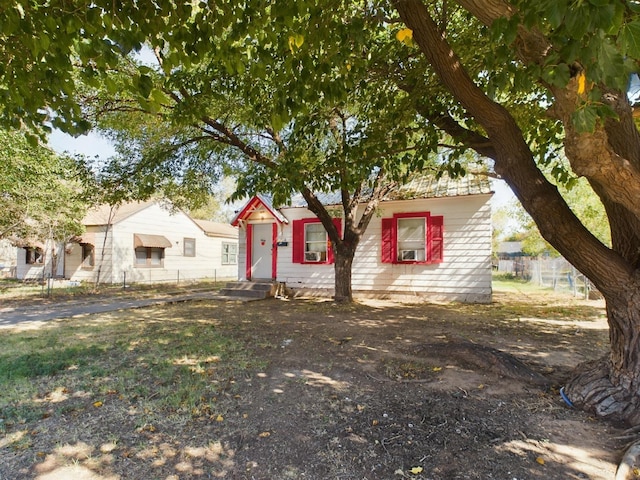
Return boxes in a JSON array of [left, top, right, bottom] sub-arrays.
[[304, 251, 321, 262], [400, 249, 419, 261]]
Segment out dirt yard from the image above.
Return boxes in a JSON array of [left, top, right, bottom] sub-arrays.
[[0, 285, 627, 479]]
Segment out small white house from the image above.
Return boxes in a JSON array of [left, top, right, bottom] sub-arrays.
[[231, 173, 493, 303], [7, 237, 66, 281], [65, 200, 238, 285]]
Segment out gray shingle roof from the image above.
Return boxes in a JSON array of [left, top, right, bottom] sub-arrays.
[[287, 172, 492, 208]]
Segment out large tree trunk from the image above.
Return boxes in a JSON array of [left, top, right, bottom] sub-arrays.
[[333, 246, 355, 303], [565, 283, 640, 425], [393, 0, 640, 425]]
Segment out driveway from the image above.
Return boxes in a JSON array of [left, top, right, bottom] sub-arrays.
[[0, 290, 248, 327]]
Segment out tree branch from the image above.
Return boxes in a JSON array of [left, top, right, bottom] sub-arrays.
[[393, 0, 633, 293]]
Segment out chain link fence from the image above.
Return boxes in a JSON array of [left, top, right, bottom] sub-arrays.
[[495, 256, 601, 299]]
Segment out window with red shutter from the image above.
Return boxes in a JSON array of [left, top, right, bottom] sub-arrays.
[[292, 217, 341, 264], [381, 212, 444, 264]]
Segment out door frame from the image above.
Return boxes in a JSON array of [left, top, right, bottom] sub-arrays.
[[246, 222, 278, 280]]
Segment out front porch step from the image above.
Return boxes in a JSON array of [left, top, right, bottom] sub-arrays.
[[219, 281, 276, 299]]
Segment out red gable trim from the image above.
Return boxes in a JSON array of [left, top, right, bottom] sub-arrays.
[[231, 195, 287, 227]]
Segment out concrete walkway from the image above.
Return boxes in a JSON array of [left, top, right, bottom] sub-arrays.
[[0, 290, 252, 328]]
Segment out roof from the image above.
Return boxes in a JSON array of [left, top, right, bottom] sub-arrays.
[[82, 200, 157, 226], [230, 194, 289, 226], [192, 219, 239, 238], [287, 172, 493, 207]]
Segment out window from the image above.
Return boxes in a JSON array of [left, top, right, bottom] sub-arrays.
[[184, 238, 196, 257], [397, 217, 426, 262], [134, 247, 165, 267], [81, 244, 95, 268], [222, 242, 238, 265], [292, 218, 342, 264], [381, 212, 444, 264], [304, 223, 327, 262], [25, 247, 43, 264]]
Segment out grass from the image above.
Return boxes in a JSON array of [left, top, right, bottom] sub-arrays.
[[0, 303, 263, 434]]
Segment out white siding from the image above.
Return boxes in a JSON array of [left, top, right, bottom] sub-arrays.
[[273, 194, 492, 302], [66, 203, 238, 285], [16, 240, 65, 281], [65, 226, 113, 283]]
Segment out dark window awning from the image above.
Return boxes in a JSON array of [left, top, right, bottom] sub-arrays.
[[134, 234, 172, 249]]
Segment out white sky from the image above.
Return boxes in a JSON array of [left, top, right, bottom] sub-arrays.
[[48, 129, 115, 160]]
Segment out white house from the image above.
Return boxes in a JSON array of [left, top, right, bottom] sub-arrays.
[[5, 237, 65, 281], [64, 200, 238, 285], [231, 173, 493, 303]]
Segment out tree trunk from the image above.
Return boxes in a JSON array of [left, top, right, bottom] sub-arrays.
[[333, 246, 355, 303], [393, 0, 640, 426], [565, 283, 640, 425]]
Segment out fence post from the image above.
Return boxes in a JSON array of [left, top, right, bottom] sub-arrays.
[[177, 270, 180, 285], [123, 271, 127, 290]]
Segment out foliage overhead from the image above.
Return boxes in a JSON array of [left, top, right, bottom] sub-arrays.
[[0, 130, 89, 242]]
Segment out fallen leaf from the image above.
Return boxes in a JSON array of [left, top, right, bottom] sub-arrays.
[[536, 456, 545, 465], [258, 431, 271, 438], [432, 366, 442, 372], [93, 401, 103, 408], [410, 466, 423, 474], [372, 419, 379, 426], [215, 414, 224, 422]]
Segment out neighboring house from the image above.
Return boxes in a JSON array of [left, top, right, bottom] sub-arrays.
[[231, 173, 493, 302], [65, 200, 238, 284], [9, 237, 65, 281], [0, 239, 17, 278]]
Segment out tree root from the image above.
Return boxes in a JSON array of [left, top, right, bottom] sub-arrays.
[[616, 440, 640, 480], [413, 340, 550, 387], [563, 357, 640, 425]]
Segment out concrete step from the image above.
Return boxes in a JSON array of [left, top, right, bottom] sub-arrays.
[[220, 281, 276, 299]]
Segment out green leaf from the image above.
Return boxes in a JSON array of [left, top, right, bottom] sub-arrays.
[[571, 105, 599, 133], [541, 63, 570, 88], [137, 74, 153, 98], [620, 20, 640, 59]]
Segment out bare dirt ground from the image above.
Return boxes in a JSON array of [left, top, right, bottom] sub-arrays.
[[0, 286, 627, 480]]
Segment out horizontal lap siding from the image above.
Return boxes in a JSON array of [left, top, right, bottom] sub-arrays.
[[276, 208, 335, 289], [69, 204, 238, 284], [277, 194, 492, 301], [115, 204, 238, 283], [352, 196, 491, 298]]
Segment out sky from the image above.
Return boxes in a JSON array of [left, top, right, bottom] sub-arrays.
[[48, 129, 115, 161]]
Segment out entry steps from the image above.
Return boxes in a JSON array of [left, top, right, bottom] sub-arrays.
[[219, 280, 278, 299]]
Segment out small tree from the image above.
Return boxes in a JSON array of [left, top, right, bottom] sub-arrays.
[[0, 129, 88, 271]]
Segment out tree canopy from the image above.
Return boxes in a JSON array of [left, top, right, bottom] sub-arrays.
[[0, 129, 88, 243]]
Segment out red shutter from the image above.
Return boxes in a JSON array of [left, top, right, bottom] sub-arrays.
[[292, 219, 304, 263], [245, 224, 253, 280], [428, 215, 444, 263], [381, 217, 394, 263]]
